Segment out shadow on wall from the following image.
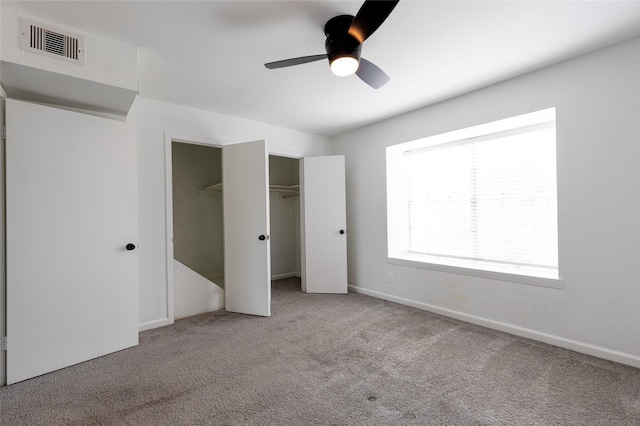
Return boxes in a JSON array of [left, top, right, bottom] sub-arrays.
[[172, 142, 224, 286]]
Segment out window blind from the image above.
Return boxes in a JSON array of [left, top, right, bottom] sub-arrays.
[[406, 123, 558, 273]]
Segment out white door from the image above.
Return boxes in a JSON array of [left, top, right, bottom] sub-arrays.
[[5, 99, 138, 384], [301, 155, 348, 293], [223, 140, 271, 316]]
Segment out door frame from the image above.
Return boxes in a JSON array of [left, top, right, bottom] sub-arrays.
[[1, 90, 6, 386], [161, 132, 224, 329], [162, 133, 304, 323]]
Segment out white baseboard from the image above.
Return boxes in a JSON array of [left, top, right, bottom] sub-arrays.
[[349, 285, 640, 369], [272, 272, 301, 280], [138, 317, 173, 332]]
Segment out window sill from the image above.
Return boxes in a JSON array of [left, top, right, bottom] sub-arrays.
[[387, 257, 564, 289]]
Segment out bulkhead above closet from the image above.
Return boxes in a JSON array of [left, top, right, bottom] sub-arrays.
[[0, 7, 138, 118]]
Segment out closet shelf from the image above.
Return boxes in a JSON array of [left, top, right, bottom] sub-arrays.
[[196, 183, 222, 197], [202, 183, 223, 191], [196, 183, 300, 198], [270, 184, 299, 195]]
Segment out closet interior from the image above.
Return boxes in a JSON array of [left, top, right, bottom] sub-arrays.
[[172, 142, 224, 288], [268, 155, 302, 283]]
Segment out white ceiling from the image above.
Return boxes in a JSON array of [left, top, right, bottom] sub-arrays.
[[4, 1, 640, 137]]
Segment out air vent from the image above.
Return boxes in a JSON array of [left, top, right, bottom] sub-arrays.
[[20, 19, 85, 65]]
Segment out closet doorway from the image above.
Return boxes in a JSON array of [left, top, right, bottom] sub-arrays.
[[171, 141, 224, 320], [166, 136, 348, 322], [168, 142, 305, 320], [268, 155, 302, 283]]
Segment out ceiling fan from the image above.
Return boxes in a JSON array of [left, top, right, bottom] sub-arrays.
[[264, 0, 399, 89]]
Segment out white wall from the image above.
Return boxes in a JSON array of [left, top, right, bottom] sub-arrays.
[[128, 97, 331, 330], [331, 38, 640, 367]]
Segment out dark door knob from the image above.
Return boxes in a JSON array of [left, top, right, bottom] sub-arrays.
[[258, 235, 266, 241], [125, 243, 136, 251], [339, 230, 345, 235]]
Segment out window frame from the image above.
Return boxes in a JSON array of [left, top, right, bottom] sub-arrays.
[[386, 108, 563, 289]]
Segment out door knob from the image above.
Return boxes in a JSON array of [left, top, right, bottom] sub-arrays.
[[258, 235, 269, 241], [125, 243, 136, 251], [339, 230, 345, 235]]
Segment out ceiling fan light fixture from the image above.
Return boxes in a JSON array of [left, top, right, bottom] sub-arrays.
[[330, 55, 360, 76], [264, 1, 398, 88]]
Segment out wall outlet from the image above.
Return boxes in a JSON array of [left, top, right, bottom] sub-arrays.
[[387, 272, 393, 283]]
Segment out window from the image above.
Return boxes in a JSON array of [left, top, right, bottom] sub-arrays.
[[387, 108, 559, 283]]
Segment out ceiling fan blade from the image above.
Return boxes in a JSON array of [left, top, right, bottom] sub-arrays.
[[356, 58, 390, 89], [349, 0, 399, 44], [264, 54, 327, 69]]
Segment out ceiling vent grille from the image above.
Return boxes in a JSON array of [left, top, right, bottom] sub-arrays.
[[20, 19, 85, 65]]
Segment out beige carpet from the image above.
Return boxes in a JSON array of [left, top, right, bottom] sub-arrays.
[[1, 277, 639, 425]]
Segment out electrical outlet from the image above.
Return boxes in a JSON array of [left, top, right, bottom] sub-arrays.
[[387, 272, 393, 283]]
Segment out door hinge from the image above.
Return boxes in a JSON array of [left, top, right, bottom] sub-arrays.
[[1, 125, 6, 141], [2, 336, 6, 351]]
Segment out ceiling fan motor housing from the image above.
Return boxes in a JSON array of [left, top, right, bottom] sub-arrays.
[[324, 15, 361, 64], [264, 1, 398, 88]]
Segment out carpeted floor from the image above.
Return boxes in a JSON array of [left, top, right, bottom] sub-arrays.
[[1, 277, 639, 425]]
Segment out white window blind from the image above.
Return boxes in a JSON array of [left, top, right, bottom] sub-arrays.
[[405, 122, 558, 277]]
